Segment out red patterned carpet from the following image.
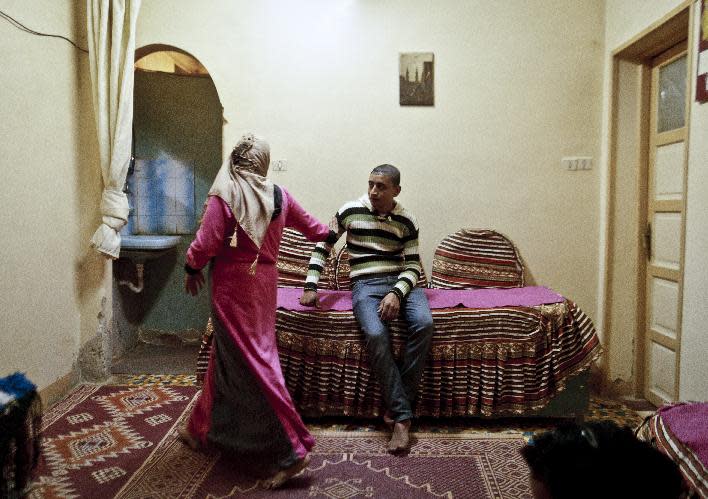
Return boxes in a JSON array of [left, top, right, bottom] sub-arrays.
[[27, 382, 533, 498]]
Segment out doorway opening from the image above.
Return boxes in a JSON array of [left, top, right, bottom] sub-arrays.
[[111, 45, 223, 376], [604, 2, 693, 406]]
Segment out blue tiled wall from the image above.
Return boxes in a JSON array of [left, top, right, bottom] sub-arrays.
[[128, 156, 196, 235], [114, 69, 221, 342]]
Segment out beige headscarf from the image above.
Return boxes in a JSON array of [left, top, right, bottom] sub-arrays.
[[208, 133, 274, 272]]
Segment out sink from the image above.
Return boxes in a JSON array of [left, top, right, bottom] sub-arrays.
[[117, 234, 182, 292], [119, 234, 182, 262]]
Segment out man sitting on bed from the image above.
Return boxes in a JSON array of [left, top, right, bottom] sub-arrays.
[[300, 164, 434, 453]]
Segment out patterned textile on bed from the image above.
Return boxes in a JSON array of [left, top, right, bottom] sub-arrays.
[[276, 227, 336, 289], [639, 403, 708, 498], [274, 228, 599, 417], [276, 299, 600, 417], [430, 229, 525, 289], [334, 244, 428, 290]]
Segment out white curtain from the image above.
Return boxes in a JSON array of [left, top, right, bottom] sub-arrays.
[[87, 0, 141, 259]]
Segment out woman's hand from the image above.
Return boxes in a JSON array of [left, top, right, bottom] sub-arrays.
[[185, 271, 205, 296]]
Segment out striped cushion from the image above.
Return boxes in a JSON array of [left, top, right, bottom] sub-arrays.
[[276, 228, 335, 289], [334, 245, 428, 291], [431, 229, 524, 289]]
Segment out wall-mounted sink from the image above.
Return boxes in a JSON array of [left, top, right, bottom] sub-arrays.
[[119, 234, 182, 263], [117, 235, 182, 293]]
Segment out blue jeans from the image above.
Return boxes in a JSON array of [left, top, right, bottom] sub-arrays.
[[351, 276, 434, 422]]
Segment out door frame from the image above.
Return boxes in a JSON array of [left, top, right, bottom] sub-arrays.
[[604, 0, 695, 399]]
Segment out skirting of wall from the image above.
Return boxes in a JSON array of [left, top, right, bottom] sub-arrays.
[[38, 369, 80, 409]]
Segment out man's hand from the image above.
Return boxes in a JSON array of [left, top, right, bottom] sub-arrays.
[[299, 289, 320, 308], [185, 271, 205, 296], [378, 292, 400, 321]]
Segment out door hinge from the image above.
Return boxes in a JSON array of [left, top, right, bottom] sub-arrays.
[[643, 223, 652, 260]]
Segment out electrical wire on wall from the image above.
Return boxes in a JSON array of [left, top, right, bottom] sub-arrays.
[[1, 8, 88, 53]]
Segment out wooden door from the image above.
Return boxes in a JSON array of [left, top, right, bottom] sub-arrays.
[[643, 42, 689, 406]]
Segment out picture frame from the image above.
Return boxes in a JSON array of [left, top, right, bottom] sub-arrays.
[[697, 0, 708, 103], [399, 52, 434, 106]]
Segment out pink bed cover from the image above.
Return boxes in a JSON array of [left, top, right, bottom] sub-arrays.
[[277, 285, 564, 312], [659, 402, 708, 467]]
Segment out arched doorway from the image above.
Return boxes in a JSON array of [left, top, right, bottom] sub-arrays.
[[134, 45, 210, 76], [111, 45, 223, 374]]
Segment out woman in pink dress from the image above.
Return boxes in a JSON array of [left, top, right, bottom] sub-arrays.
[[178, 133, 335, 488]]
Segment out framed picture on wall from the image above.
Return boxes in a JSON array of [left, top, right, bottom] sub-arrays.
[[697, 0, 708, 103], [399, 52, 434, 106]]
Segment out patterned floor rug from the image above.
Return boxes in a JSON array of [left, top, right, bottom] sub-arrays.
[[119, 429, 530, 498], [27, 376, 643, 498], [27, 381, 533, 498]]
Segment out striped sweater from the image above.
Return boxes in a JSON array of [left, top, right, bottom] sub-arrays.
[[304, 195, 422, 300]]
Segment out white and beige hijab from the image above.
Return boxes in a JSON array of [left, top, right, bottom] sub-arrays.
[[207, 133, 274, 271]]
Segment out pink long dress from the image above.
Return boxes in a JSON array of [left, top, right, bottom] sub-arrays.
[[185, 187, 330, 473]]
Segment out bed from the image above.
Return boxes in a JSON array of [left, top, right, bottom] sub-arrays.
[[638, 402, 708, 498], [274, 228, 602, 419]]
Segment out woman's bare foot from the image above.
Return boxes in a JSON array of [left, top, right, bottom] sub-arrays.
[[177, 425, 199, 450], [388, 419, 411, 453], [263, 454, 311, 489]]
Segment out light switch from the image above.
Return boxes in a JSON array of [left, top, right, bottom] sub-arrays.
[[561, 156, 592, 171]]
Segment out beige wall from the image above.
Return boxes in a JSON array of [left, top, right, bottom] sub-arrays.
[[603, 0, 708, 400], [681, 1, 708, 401], [605, 0, 690, 50], [137, 0, 605, 321], [606, 60, 643, 386], [0, 0, 106, 392]]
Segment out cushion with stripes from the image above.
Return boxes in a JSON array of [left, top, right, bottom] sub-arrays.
[[334, 245, 428, 291], [430, 229, 524, 289], [277, 228, 335, 289]]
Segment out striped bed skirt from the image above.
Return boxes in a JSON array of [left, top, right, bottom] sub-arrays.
[[276, 299, 601, 418]]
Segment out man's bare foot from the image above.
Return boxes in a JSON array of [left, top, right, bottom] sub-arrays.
[[387, 419, 411, 453], [177, 425, 199, 450], [263, 454, 311, 489]]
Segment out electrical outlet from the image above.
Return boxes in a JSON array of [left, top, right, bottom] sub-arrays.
[[561, 156, 592, 171], [561, 157, 578, 171], [578, 157, 593, 170], [273, 159, 288, 172]]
